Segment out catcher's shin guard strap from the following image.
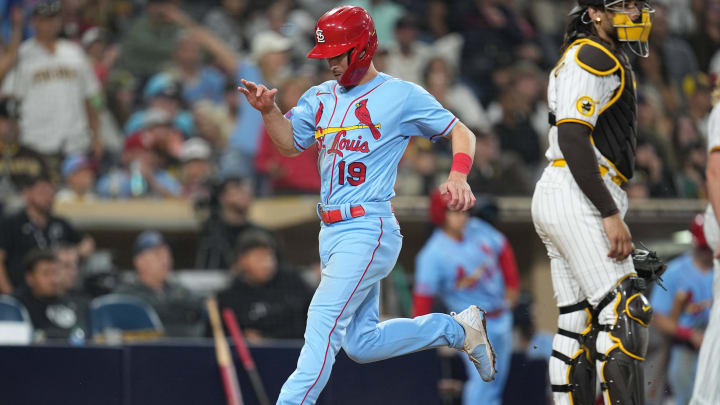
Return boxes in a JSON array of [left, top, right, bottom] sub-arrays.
[[558, 300, 591, 315]]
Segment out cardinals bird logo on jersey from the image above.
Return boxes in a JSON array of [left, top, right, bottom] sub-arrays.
[[355, 99, 382, 140]]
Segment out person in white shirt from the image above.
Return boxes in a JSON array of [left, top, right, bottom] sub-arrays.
[[0, 0, 101, 161]]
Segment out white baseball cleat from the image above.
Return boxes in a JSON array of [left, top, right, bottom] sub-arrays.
[[451, 305, 497, 382]]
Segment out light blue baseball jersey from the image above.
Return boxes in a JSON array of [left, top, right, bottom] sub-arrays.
[[650, 253, 714, 329], [415, 218, 509, 313], [288, 72, 457, 205]]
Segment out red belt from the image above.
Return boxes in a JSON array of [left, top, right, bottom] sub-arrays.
[[320, 205, 366, 224]]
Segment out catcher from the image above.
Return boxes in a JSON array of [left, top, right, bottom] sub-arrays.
[[530, 1, 662, 404]]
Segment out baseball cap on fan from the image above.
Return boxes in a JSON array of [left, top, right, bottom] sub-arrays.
[[180, 138, 211, 163], [31, 0, 62, 16], [134, 231, 167, 257], [250, 31, 293, 62], [61, 154, 92, 179]]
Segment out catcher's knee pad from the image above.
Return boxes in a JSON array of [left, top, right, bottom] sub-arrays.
[[596, 276, 652, 405], [550, 300, 599, 405]]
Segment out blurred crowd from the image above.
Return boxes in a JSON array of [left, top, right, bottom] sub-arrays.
[[0, 0, 717, 210], [0, 3, 717, 402]]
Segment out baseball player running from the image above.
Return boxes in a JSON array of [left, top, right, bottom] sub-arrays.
[[414, 190, 519, 405], [691, 77, 720, 405], [531, 1, 654, 404], [238, 6, 495, 405]]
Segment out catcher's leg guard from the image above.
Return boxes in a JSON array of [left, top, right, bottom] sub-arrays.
[[550, 300, 599, 405], [596, 276, 652, 405]]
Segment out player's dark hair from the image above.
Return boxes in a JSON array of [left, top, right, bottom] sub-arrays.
[[561, 7, 601, 53], [23, 249, 57, 275]]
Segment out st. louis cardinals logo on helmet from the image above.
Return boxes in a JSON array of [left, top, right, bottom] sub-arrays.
[[306, 5, 378, 87]]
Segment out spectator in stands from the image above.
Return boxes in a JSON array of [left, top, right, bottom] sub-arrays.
[[689, 0, 720, 73], [167, 33, 227, 106], [683, 72, 714, 139], [422, 56, 490, 131], [467, 130, 532, 196], [81, 27, 119, 86], [492, 64, 544, 168], [202, 0, 250, 52], [676, 140, 707, 198], [192, 100, 232, 160], [124, 74, 194, 138], [105, 71, 138, 133], [56, 154, 97, 203], [672, 114, 703, 164], [117, 0, 181, 82], [255, 77, 320, 195], [0, 175, 93, 294], [419, 0, 452, 43], [0, 0, 102, 163], [634, 139, 678, 198], [351, 0, 404, 47], [638, 93, 675, 171], [223, 30, 292, 179], [395, 138, 444, 196], [625, 173, 651, 200], [54, 243, 87, 301], [195, 176, 271, 269], [115, 230, 204, 337], [0, 97, 50, 208], [385, 15, 431, 85], [0, 4, 22, 84], [97, 115, 182, 199], [216, 231, 311, 340], [650, 215, 713, 404], [15, 249, 87, 341], [454, 0, 535, 104], [650, 3, 699, 86], [179, 137, 213, 200]]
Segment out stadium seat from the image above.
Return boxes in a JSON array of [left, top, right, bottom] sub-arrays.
[[0, 295, 33, 344], [89, 294, 164, 342]]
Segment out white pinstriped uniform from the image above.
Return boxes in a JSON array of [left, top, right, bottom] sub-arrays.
[[691, 103, 720, 405], [531, 42, 635, 405]]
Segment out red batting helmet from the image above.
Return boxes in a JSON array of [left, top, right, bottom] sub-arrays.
[[690, 213, 709, 249], [307, 6, 378, 87], [429, 189, 450, 226]]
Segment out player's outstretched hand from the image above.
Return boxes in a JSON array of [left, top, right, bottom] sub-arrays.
[[439, 172, 476, 212], [602, 214, 633, 260], [238, 79, 278, 114]]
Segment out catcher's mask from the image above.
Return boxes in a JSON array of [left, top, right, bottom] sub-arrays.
[[575, 0, 654, 57]]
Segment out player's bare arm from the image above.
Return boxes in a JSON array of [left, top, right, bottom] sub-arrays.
[[707, 151, 720, 258], [238, 79, 300, 157], [439, 121, 476, 212]]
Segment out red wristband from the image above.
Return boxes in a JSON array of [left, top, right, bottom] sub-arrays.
[[675, 327, 693, 341], [450, 152, 472, 175]]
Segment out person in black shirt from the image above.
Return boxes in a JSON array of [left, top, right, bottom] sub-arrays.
[[14, 249, 87, 341], [195, 176, 273, 269], [215, 231, 312, 340], [0, 97, 50, 207], [0, 175, 93, 293]]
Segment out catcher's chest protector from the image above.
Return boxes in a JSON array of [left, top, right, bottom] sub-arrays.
[[581, 37, 638, 180]]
